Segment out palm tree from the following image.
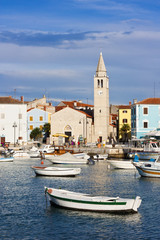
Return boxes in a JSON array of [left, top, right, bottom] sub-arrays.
[[42, 123, 50, 143], [120, 124, 131, 142], [30, 127, 43, 141]]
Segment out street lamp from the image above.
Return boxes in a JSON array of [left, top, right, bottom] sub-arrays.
[[12, 122, 17, 147]]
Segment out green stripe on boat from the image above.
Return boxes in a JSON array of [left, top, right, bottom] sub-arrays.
[[49, 194, 127, 205]]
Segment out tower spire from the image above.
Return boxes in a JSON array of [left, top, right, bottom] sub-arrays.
[[96, 52, 107, 77]]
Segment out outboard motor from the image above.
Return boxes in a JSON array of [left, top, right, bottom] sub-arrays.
[[87, 157, 95, 165]]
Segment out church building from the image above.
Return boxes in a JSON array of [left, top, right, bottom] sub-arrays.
[[50, 52, 110, 145]]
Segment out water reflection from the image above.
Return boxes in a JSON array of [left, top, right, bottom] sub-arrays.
[[1, 157, 160, 239], [45, 204, 142, 224]]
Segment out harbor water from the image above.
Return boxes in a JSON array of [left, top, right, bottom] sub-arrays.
[[1, 158, 160, 240]]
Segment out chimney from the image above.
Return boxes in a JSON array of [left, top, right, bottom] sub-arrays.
[[49, 102, 52, 106], [129, 101, 131, 105], [20, 96, 24, 102], [133, 99, 137, 104], [44, 106, 46, 111]]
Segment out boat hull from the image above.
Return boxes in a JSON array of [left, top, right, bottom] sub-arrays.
[[108, 160, 135, 169], [93, 154, 108, 160], [46, 153, 88, 164], [32, 166, 81, 176], [136, 166, 160, 178], [45, 188, 142, 213], [0, 157, 14, 162], [49, 159, 87, 164]]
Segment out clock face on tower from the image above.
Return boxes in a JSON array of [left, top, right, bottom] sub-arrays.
[[98, 90, 103, 95]]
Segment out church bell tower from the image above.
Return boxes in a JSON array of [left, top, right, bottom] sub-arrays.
[[94, 52, 109, 143]]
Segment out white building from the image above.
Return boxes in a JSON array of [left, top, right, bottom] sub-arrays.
[[51, 106, 92, 145], [0, 96, 27, 146]]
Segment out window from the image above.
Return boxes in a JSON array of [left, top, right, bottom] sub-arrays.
[[143, 121, 148, 128], [40, 125, 43, 130], [97, 79, 100, 88], [19, 113, 22, 119], [30, 116, 33, 121], [30, 125, 33, 130], [123, 119, 127, 123], [99, 109, 101, 113], [39, 116, 43, 121], [101, 79, 103, 88], [143, 107, 148, 115], [123, 110, 127, 113]]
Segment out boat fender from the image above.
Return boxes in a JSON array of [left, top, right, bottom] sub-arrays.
[[133, 155, 139, 162], [150, 158, 156, 162]]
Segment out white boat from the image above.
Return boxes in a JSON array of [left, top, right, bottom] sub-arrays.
[[13, 150, 30, 158], [44, 187, 142, 213], [0, 157, 14, 162], [31, 166, 81, 177], [73, 152, 90, 159], [40, 145, 55, 153], [133, 157, 160, 178], [107, 160, 135, 169], [128, 141, 160, 160], [45, 152, 89, 164], [93, 154, 108, 160]]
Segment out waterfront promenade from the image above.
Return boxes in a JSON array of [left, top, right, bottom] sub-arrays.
[[0, 142, 143, 159]]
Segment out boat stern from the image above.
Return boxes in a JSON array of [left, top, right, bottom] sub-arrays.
[[132, 196, 142, 212]]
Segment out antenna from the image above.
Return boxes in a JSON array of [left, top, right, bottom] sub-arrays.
[[154, 81, 155, 98], [14, 89, 16, 99]]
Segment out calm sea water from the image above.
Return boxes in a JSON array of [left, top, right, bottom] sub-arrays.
[[1, 158, 160, 240]]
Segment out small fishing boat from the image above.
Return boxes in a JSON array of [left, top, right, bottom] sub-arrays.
[[13, 150, 30, 158], [107, 160, 135, 169], [128, 141, 160, 160], [93, 154, 108, 160], [45, 152, 89, 164], [133, 157, 160, 178], [44, 187, 142, 213], [0, 157, 14, 162], [32, 166, 81, 177]]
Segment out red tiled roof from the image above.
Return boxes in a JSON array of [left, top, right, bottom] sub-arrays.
[[55, 106, 92, 118], [118, 105, 131, 109], [136, 98, 160, 105], [61, 101, 93, 108], [0, 96, 24, 104]]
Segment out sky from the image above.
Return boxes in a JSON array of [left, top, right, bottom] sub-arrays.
[[0, 0, 160, 106]]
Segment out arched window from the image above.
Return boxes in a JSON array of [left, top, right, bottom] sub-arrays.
[[97, 79, 100, 88], [101, 79, 103, 88], [64, 125, 72, 131]]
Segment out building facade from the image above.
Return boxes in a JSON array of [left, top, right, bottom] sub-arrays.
[[131, 98, 160, 139], [118, 105, 131, 140], [51, 107, 92, 145], [27, 108, 51, 141], [0, 96, 27, 145]]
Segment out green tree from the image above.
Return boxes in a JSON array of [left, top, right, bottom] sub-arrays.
[[42, 123, 50, 138], [30, 127, 43, 140], [120, 124, 131, 142]]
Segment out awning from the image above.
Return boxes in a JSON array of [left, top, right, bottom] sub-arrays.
[[52, 133, 69, 138]]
